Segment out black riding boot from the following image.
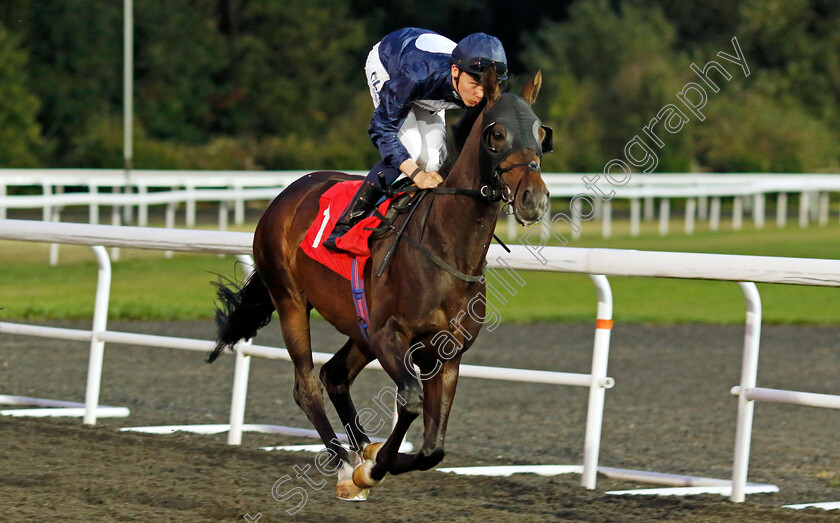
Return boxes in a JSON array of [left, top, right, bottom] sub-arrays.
[[322, 180, 384, 252]]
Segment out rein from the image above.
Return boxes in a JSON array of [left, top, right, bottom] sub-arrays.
[[402, 234, 485, 283], [374, 190, 429, 277], [380, 160, 541, 204], [372, 159, 537, 281]]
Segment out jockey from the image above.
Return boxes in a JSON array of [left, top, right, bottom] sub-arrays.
[[323, 27, 508, 252]]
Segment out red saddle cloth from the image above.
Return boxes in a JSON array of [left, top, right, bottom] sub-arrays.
[[300, 180, 392, 280]]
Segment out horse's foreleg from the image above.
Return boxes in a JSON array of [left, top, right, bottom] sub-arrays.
[[365, 353, 462, 474], [320, 339, 375, 452], [415, 353, 461, 470], [354, 323, 423, 486]]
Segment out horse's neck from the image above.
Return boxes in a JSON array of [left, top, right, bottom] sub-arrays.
[[421, 160, 499, 272]]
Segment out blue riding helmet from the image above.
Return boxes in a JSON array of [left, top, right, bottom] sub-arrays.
[[451, 33, 508, 80]]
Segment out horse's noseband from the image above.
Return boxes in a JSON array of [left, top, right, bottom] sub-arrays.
[[490, 160, 540, 213]]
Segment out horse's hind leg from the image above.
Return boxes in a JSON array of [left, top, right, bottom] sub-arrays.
[[275, 297, 368, 501], [320, 340, 376, 452]]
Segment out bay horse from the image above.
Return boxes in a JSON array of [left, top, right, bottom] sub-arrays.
[[209, 67, 550, 500]]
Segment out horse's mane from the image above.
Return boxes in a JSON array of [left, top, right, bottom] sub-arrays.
[[440, 101, 483, 176]]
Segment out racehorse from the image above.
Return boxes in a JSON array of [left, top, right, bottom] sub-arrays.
[[209, 67, 550, 500]]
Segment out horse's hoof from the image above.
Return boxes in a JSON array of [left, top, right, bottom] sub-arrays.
[[336, 479, 369, 501], [352, 459, 384, 489], [362, 442, 384, 461]]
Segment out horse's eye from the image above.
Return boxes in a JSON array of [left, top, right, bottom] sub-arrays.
[[493, 131, 504, 140]]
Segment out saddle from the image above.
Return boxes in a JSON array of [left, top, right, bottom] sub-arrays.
[[299, 178, 426, 343], [302, 171, 497, 283], [370, 178, 424, 235], [300, 179, 423, 280]]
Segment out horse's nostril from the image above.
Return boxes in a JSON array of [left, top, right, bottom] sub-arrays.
[[522, 188, 533, 205]]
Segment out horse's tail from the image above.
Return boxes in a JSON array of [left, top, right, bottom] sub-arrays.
[[207, 271, 275, 363]]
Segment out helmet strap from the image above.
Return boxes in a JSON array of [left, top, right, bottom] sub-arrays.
[[452, 69, 463, 100]]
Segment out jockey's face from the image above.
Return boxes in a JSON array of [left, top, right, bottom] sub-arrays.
[[452, 65, 484, 107]]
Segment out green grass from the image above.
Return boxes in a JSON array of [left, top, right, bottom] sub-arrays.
[[490, 271, 840, 324], [1, 218, 838, 324], [493, 218, 840, 324], [0, 243, 245, 321]]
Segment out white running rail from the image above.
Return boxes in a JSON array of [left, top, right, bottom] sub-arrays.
[[0, 218, 838, 502]]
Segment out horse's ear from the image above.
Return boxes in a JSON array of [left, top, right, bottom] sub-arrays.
[[482, 66, 501, 107], [521, 70, 542, 106]]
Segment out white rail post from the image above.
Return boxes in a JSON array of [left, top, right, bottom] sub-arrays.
[[233, 183, 245, 226], [227, 254, 256, 445], [186, 183, 196, 228], [164, 202, 176, 258], [776, 192, 787, 228], [644, 196, 655, 221], [730, 282, 762, 502], [507, 212, 516, 240], [732, 196, 743, 230], [658, 198, 670, 236], [49, 207, 60, 267], [227, 343, 252, 445], [582, 274, 613, 489], [218, 200, 229, 231], [84, 246, 113, 425], [137, 185, 148, 226], [753, 194, 765, 230], [601, 199, 612, 239], [572, 200, 581, 240], [540, 211, 551, 239], [630, 198, 641, 237], [88, 183, 99, 225], [684, 198, 696, 235], [799, 192, 809, 228], [698, 195, 708, 221], [818, 192, 829, 227], [110, 187, 121, 261], [43, 183, 58, 265], [710, 197, 721, 231], [0, 183, 7, 220], [41, 182, 52, 222]]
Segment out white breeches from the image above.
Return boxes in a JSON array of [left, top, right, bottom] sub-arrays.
[[365, 43, 447, 173]]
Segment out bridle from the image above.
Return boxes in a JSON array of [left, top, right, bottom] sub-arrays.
[[374, 93, 552, 281], [424, 157, 537, 210], [485, 159, 541, 212], [473, 93, 552, 206], [381, 92, 551, 207]]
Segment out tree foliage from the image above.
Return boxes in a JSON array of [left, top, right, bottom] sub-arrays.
[[523, 0, 692, 171], [0, 21, 47, 166], [1, 0, 839, 172], [522, 0, 840, 172]]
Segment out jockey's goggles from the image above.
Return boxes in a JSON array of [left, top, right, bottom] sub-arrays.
[[455, 58, 509, 80]]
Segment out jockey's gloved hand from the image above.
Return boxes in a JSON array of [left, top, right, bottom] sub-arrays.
[[414, 170, 443, 189]]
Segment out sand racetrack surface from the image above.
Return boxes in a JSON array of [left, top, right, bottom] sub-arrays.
[[1, 320, 838, 522]]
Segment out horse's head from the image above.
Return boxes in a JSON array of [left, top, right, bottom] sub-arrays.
[[479, 68, 552, 224]]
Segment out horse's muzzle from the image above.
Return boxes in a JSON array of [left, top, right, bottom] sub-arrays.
[[515, 185, 550, 225]]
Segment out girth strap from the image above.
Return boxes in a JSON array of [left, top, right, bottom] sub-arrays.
[[350, 257, 371, 342]]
